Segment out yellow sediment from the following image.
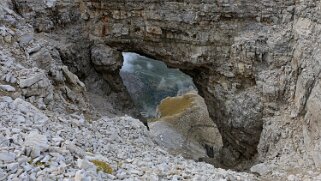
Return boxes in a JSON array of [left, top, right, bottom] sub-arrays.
[[158, 93, 195, 118]]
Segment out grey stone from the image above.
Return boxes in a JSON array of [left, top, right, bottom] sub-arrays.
[[7, 163, 19, 173], [19, 73, 43, 88], [0, 84, 16, 92], [77, 159, 93, 170], [61, 66, 85, 88], [150, 91, 222, 160], [250, 163, 272, 176], [0, 168, 7, 180], [18, 34, 33, 46], [24, 131, 49, 152], [0, 152, 15, 162], [0, 96, 13, 102], [74, 170, 90, 181], [46, 0, 56, 8], [90, 44, 122, 72], [4, 35, 11, 43]]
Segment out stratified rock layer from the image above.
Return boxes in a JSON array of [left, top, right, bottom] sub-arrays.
[[83, 0, 291, 166], [2, 0, 321, 179], [0, 1, 258, 179]]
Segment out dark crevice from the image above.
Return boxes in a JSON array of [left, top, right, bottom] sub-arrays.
[[11, 0, 23, 17]]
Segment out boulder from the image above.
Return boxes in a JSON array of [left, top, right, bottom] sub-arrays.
[[90, 44, 122, 72], [24, 131, 49, 157], [150, 91, 223, 160]]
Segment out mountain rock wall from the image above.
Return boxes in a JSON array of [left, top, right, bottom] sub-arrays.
[[9, 0, 321, 172], [82, 0, 296, 167]]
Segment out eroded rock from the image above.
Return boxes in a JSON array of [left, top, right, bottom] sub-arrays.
[[150, 91, 223, 161], [2, 0, 321, 180]]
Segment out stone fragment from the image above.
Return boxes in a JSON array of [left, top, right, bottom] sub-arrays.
[[24, 131, 49, 152], [4, 35, 11, 43], [19, 73, 43, 88], [61, 66, 85, 88], [46, 0, 56, 8], [65, 144, 86, 158], [287, 174, 299, 181], [18, 34, 33, 46], [77, 159, 94, 170], [7, 163, 19, 173], [0, 152, 15, 162], [0, 168, 6, 180], [0, 96, 13, 102], [250, 163, 272, 176], [74, 170, 90, 181], [0, 84, 15, 92]]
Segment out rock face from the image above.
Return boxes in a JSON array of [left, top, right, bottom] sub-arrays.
[[82, 0, 292, 167], [2, 0, 321, 179], [0, 1, 258, 178], [79, 0, 321, 172], [150, 91, 223, 161]]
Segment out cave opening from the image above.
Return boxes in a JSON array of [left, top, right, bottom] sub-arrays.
[[120, 52, 196, 118], [120, 52, 223, 166]]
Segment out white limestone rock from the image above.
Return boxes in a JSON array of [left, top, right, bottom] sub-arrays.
[[0, 168, 7, 180], [0, 84, 16, 92], [77, 159, 94, 170], [0, 152, 16, 162], [6, 163, 19, 173], [46, 0, 56, 8], [250, 163, 273, 176], [74, 170, 90, 181], [61, 66, 85, 89], [24, 131, 49, 153]]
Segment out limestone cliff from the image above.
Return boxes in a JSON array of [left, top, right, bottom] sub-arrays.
[[2, 0, 321, 180], [82, 0, 292, 166], [81, 0, 321, 173]]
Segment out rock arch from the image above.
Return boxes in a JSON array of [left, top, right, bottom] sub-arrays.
[[83, 0, 296, 167], [10, 0, 299, 169]]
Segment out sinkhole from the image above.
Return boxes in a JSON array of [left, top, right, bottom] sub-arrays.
[[119, 52, 223, 165]]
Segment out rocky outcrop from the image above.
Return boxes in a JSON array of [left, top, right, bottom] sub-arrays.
[[3, 0, 321, 179], [5, 0, 135, 115], [90, 44, 135, 115], [76, 0, 321, 174], [150, 91, 223, 161], [0, 1, 259, 179], [82, 0, 294, 167]]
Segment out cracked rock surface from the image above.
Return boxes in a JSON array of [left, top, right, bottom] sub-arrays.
[[1, 0, 321, 180]]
